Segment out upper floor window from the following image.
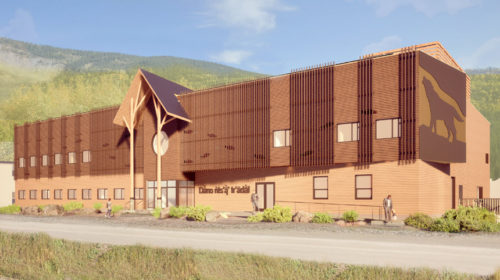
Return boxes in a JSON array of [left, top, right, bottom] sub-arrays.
[[337, 122, 359, 142], [376, 118, 401, 139], [55, 154, 62, 165], [30, 156, 36, 167], [68, 152, 76, 164], [19, 157, 25, 168], [273, 129, 291, 147], [42, 155, 48, 166], [83, 150, 91, 163]]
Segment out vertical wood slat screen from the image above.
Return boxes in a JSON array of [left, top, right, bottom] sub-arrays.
[[75, 114, 81, 176], [36, 122, 41, 179], [180, 78, 270, 171], [398, 51, 417, 161], [61, 118, 66, 177], [290, 65, 335, 167], [23, 124, 28, 179], [358, 58, 373, 164], [48, 120, 53, 178]]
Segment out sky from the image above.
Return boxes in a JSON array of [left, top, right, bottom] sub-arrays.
[[0, 0, 499, 75]]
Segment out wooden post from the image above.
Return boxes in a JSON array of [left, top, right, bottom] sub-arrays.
[[153, 97, 173, 209]]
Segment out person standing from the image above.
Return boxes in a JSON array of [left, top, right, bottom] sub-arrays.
[[383, 195, 393, 222], [105, 198, 112, 218], [251, 193, 260, 213]]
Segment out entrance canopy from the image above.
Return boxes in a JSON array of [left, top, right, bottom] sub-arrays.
[[113, 68, 192, 127]]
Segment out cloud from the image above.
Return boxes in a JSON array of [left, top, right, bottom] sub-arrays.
[[210, 50, 253, 64], [365, 0, 481, 17], [460, 37, 500, 69], [201, 0, 295, 33], [362, 35, 403, 55], [0, 9, 38, 42]]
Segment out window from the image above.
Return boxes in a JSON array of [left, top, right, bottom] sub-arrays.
[[134, 188, 144, 200], [54, 189, 63, 200], [82, 189, 92, 200], [83, 150, 91, 163], [18, 190, 25, 200], [19, 157, 25, 168], [313, 176, 328, 199], [55, 154, 62, 165], [30, 156, 36, 167], [337, 122, 359, 142], [29, 190, 37, 200], [42, 189, 50, 200], [68, 189, 76, 200], [478, 186, 483, 199], [376, 118, 401, 139], [486, 153, 489, 164], [68, 152, 76, 164], [114, 188, 124, 200], [355, 175, 372, 199], [273, 129, 291, 147], [42, 155, 48, 166], [98, 188, 108, 200]]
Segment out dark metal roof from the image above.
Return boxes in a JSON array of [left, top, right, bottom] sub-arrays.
[[140, 69, 192, 122]]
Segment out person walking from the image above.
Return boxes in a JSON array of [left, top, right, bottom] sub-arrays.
[[383, 195, 393, 223], [105, 198, 112, 218], [251, 193, 260, 213]]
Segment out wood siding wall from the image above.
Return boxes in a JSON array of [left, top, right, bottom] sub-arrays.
[[179, 79, 271, 171], [399, 51, 417, 161], [358, 59, 373, 164], [290, 66, 335, 166]]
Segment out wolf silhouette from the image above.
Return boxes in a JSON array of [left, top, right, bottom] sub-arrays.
[[422, 77, 464, 142]]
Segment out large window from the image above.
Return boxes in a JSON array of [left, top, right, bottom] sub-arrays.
[[355, 175, 372, 199], [83, 150, 91, 163], [114, 188, 124, 200], [42, 189, 50, 200], [68, 152, 76, 164], [18, 190, 25, 200], [42, 155, 48, 166], [29, 190, 37, 200], [337, 122, 359, 142], [376, 118, 401, 139], [55, 154, 62, 165], [68, 189, 76, 200], [19, 157, 25, 168], [134, 188, 144, 200], [273, 129, 291, 147], [82, 189, 92, 200], [30, 156, 36, 167], [313, 176, 328, 199], [54, 189, 63, 200], [98, 188, 108, 200]]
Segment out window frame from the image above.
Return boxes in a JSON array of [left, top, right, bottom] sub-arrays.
[[42, 155, 49, 166], [313, 176, 328, 200], [375, 118, 401, 139], [67, 189, 77, 200], [83, 150, 91, 163], [19, 157, 25, 168], [82, 189, 92, 200], [54, 189, 63, 200], [68, 152, 76, 164], [114, 188, 125, 200], [98, 188, 108, 200], [41, 189, 50, 200], [18, 190, 25, 200], [55, 153, 62, 165], [30, 156, 36, 167], [29, 190, 37, 200], [134, 188, 144, 200], [273, 129, 291, 148], [355, 174, 373, 200], [337, 122, 360, 143]]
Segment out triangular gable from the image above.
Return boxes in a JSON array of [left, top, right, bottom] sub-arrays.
[[113, 69, 192, 127]]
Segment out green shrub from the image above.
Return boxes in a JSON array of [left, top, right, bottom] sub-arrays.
[[0, 204, 21, 214], [169, 206, 188, 218], [63, 202, 83, 212], [111, 205, 123, 214], [186, 205, 211, 222], [152, 208, 162, 219], [342, 210, 359, 222], [262, 205, 292, 223], [429, 218, 460, 233], [247, 213, 264, 222], [442, 206, 498, 232], [93, 203, 102, 212], [311, 212, 333, 224], [38, 205, 46, 211], [404, 213, 434, 230]]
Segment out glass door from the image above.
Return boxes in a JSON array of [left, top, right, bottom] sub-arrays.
[[256, 182, 275, 210]]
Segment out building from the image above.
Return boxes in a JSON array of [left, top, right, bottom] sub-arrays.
[[0, 161, 15, 207], [13, 42, 490, 217]]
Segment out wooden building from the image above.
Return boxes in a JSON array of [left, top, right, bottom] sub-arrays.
[[14, 42, 490, 217]]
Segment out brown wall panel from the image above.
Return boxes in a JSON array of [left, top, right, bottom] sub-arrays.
[[358, 58, 373, 164]]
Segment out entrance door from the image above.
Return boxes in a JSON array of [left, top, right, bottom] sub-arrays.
[[255, 182, 275, 210], [147, 187, 155, 209]]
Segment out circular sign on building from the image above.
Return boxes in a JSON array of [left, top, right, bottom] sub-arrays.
[[152, 131, 169, 156]]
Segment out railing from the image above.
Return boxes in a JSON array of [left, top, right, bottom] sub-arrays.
[[275, 200, 383, 220], [460, 198, 500, 215]]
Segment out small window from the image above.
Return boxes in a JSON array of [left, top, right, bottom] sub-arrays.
[[29, 190, 37, 200], [355, 175, 372, 199], [18, 190, 25, 200], [55, 154, 62, 165], [42, 155, 48, 166], [42, 189, 50, 200], [273, 129, 291, 147], [68, 189, 76, 200], [337, 122, 359, 142], [68, 152, 76, 164], [98, 188, 108, 200], [486, 153, 489, 164], [19, 157, 25, 168], [54, 189, 63, 200], [376, 118, 401, 139], [30, 156, 36, 167], [313, 176, 328, 199], [114, 188, 125, 200], [82, 189, 92, 200], [134, 188, 144, 200], [83, 150, 91, 163]]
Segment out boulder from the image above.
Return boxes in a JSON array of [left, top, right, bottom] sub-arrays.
[[22, 206, 40, 215], [42, 205, 64, 216], [219, 212, 229, 219], [205, 211, 220, 222], [292, 211, 313, 223], [160, 208, 170, 219]]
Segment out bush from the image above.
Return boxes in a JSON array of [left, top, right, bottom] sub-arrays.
[[186, 205, 211, 222], [247, 213, 264, 222], [0, 204, 21, 214], [404, 213, 434, 230], [429, 218, 461, 233], [63, 202, 83, 212], [262, 205, 292, 223], [443, 206, 498, 232], [311, 212, 333, 224], [169, 206, 188, 218], [38, 205, 46, 211], [152, 208, 161, 219], [111, 205, 123, 214], [93, 203, 102, 213], [342, 210, 359, 222]]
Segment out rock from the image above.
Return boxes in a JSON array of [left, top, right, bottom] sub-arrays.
[[219, 212, 229, 219], [335, 220, 345, 226], [354, 221, 367, 226], [205, 211, 220, 222], [42, 205, 64, 216], [160, 208, 170, 219], [292, 211, 313, 223], [21, 206, 40, 215]]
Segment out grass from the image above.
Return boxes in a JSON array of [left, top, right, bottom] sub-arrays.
[[0, 204, 21, 214], [63, 201, 84, 212], [0, 231, 492, 280]]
